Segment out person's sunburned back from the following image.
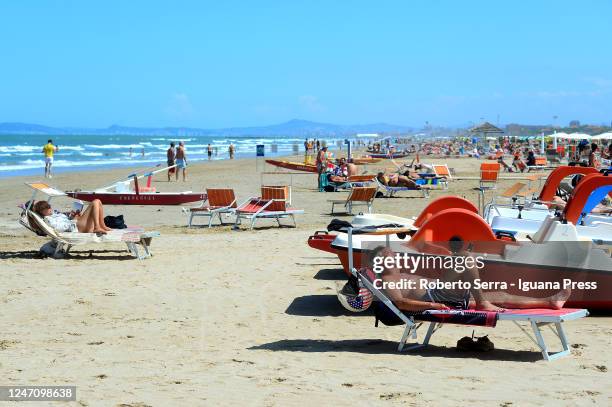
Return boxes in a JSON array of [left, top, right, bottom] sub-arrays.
[[176, 145, 185, 159]]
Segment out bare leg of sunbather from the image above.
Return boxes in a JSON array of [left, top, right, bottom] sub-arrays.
[[459, 256, 571, 310], [76, 199, 110, 233], [469, 289, 572, 310], [396, 175, 419, 188]]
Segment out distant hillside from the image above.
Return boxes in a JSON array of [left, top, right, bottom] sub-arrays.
[[0, 119, 413, 137]]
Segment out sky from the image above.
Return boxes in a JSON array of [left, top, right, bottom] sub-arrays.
[[1, 1, 611, 129]]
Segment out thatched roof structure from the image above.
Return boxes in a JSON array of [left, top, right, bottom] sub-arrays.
[[469, 122, 504, 134]]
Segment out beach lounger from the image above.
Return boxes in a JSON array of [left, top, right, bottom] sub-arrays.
[[328, 186, 377, 215], [20, 209, 159, 259], [353, 268, 589, 361], [375, 179, 430, 198], [347, 174, 377, 187], [186, 189, 236, 227], [432, 164, 452, 189], [233, 186, 303, 229], [528, 157, 549, 172]]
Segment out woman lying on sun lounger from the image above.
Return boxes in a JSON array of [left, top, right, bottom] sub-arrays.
[[32, 199, 112, 234], [377, 172, 420, 189], [367, 239, 571, 312]]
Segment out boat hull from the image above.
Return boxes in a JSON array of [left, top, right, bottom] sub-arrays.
[[265, 160, 317, 173], [351, 157, 382, 164], [66, 191, 206, 205], [330, 242, 612, 309], [368, 152, 410, 159]]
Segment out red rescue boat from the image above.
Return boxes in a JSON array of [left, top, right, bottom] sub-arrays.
[[65, 165, 206, 205]]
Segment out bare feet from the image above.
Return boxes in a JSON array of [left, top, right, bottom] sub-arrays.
[[475, 300, 505, 312], [93, 228, 107, 234], [549, 288, 572, 310]]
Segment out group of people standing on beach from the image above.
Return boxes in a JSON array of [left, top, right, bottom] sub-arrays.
[[165, 141, 236, 181]]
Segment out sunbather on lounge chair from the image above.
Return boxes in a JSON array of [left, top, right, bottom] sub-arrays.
[[367, 241, 571, 312], [376, 172, 420, 189], [548, 174, 612, 213], [33, 199, 111, 234]]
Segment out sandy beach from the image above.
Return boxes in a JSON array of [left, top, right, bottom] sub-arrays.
[[1, 154, 611, 406]]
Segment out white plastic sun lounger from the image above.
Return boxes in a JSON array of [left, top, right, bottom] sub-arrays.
[[345, 226, 589, 361], [21, 211, 159, 259], [20, 183, 159, 259], [354, 268, 588, 361]]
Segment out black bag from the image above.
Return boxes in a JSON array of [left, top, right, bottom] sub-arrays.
[[327, 218, 352, 232], [374, 302, 405, 327], [323, 185, 336, 192], [104, 215, 127, 229]]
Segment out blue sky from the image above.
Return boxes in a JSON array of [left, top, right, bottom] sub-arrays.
[[1, 1, 611, 128]]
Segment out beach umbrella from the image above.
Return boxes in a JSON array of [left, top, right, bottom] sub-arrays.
[[592, 132, 612, 141], [557, 133, 591, 141]]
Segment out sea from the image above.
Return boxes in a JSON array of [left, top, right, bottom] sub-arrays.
[[0, 134, 349, 178]]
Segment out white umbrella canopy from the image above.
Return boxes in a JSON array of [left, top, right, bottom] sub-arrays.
[[546, 132, 569, 138], [592, 132, 612, 141], [558, 133, 592, 141]]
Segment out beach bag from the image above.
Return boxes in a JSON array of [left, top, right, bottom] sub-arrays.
[[39, 241, 65, 259], [336, 276, 373, 313], [104, 215, 127, 229], [374, 302, 404, 326]]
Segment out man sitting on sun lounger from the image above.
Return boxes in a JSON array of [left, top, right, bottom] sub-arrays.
[[377, 171, 421, 189], [32, 199, 112, 234], [368, 238, 571, 312], [548, 174, 612, 214]]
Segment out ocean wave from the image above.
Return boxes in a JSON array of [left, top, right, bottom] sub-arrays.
[[0, 145, 39, 153], [0, 158, 160, 171], [84, 144, 147, 149]]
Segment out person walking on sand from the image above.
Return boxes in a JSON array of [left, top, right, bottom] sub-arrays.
[[207, 143, 213, 160], [42, 139, 58, 178], [176, 141, 187, 181], [229, 143, 235, 159], [316, 146, 328, 190], [166, 142, 176, 181]]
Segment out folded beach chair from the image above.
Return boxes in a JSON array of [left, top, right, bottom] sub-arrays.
[[328, 186, 377, 215], [233, 186, 303, 229], [186, 188, 236, 227], [20, 209, 159, 259], [374, 179, 430, 198], [353, 268, 588, 361]]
